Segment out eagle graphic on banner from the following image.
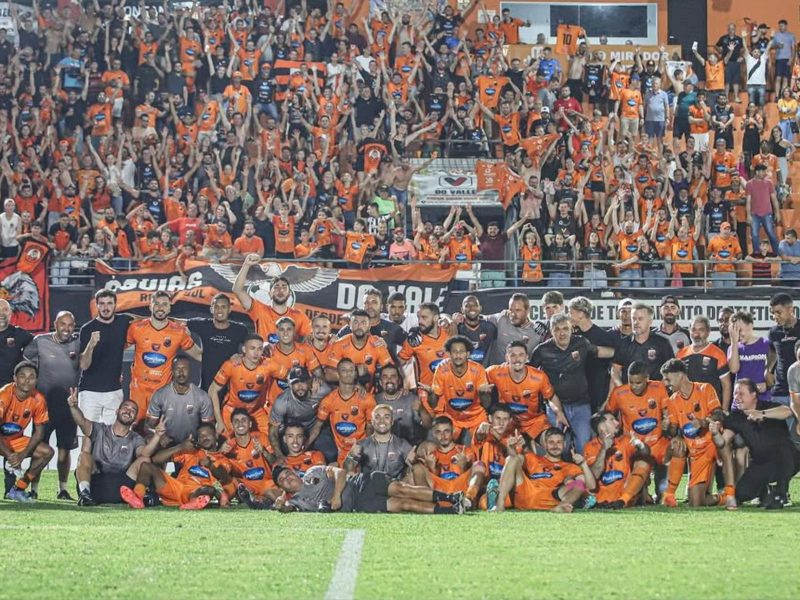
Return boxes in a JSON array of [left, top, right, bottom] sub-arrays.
[[209, 262, 339, 306]]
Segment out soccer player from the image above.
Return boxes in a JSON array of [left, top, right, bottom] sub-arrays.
[[0, 362, 54, 502], [224, 408, 281, 507], [209, 334, 278, 434], [326, 309, 393, 386], [677, 316, 732, 410], [398, 302, 448, 391], [274, 464, 467, 514], [337, 288, 407, 356], [282, 422, 326, 476], [451, 295, 497, 366], [232, 254, 312, 342], [187, 294, 248, 390], [495, 427, 594, 513], [126, 291, 202, 423], [345, 405, 414, 479], [429, 336, 493, 443], [68, 389, 163, 506], [660, 359, 737, 509], [487, 341, 562, 443], [486, 293, 543, 365], [266, 317, 324, 402], [307, 315, 334, 368], [375, 364, 430, 444], [309, 358, 377, 465], [584, 411, 652, 509], [120, 423, 234, 510]]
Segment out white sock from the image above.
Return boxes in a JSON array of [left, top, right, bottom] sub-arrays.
[[59, 480, 68, 493], [78, 481, 91, 494]]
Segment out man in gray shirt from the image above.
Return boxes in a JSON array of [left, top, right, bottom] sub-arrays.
[[375, 365, 429, 444], [344, 405, 414, 479], [486, 293, 544, 365], [644, 77, 670, 148], [773, 19, 796, 97], [67, 389, 162, 506], [274, 464, 466, 513], [778, 229, 800, 287], [23, 310, 81, 500], [145, 356, 214, 446]]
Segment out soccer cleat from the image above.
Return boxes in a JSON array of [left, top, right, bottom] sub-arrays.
[[180, 495, 211, 511], [57, 490, 75, 501], [450, 491, 467, 514], [77, 491, 96, 507], [7, 488, 35, 503], [28, 490, 38, 500], [609, 500, 626, 510], [119, 486, 144, 509], [485, 479, 499, 511], [663, 494, 677, 508], [580, 494, 597, 510]]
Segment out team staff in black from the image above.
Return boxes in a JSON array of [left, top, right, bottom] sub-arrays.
[[768, 293, 800, 412], [0, 298, 33, 386], [568, 296, 617, 412], [612, 303, 674, 385]]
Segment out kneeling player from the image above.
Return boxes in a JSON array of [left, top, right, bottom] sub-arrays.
[[120, 423, 234, 510], [282, 422, 326, 476], [660, 359, 737, 509], [495, 427, 595, 513], [223, 408, 281, 508], [274, 464, 468, 514], [584, 411, 652, 509]]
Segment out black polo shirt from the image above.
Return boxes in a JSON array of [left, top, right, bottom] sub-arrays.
[[723, 402, 791, 462], [579, 324, 616, 410], [529, 335, 597, 405], [769, 320, 800, 397], [614, 332, 674, 383], [457, 318, 498, 366], [0, 325, 34, 386]]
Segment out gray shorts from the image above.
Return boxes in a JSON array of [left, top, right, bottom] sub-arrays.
[[352, 471, 392, 513]]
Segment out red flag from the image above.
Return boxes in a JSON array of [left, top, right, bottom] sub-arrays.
[[0, 238, 51, 332]]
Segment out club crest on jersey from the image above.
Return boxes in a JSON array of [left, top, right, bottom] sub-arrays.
[[702, 356, 710, 366], [648, 398, 657, 409], [163, 338, 172, 348], [466, 382, 474, 392], [647, 348, 657, 360], [676, 340, 685, 350], [638, 408, 648, 417], [186, 405, 194, 414], [350, 405, 359, 416], [694, 403, 701, 413], [6, 337, 15, 347], [256, 374, 265, 385], [571, 351, 580, 361], [151, 343, 161, 351], [365, 355, 373, 365]]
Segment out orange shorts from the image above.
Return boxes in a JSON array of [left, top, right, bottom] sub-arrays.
[[2, 436, 30, 453], [514, 477, 561, 510], [688, 445, 717, 488], [518, 414, 549, 442], [431, 471, 471, 494], [221, 406, 269, 435], [129, 384, 160, 423], [647, 437, 670, 465], [157, 476, 202, 506]]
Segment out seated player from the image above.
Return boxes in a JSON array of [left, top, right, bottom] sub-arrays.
[[273, 464, 469, 514], [119, 423, 234, 510], [584, 411, 652, 509], [495, 427, 595, 513], [0, 361, 54, 503], [472, 404, 523, 509], [660, 359, 737, 509], [282, 422, 326, 476], [411, 416, 487, 508], [209, 334, 278, 434], [344, 405, 414, 479], [68, 389, 163, 506], [223, 408, 281, 508]]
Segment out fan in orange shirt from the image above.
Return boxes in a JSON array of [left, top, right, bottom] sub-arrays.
[[126, 292, 201, 423], [343, 219, 376, 267], [225, 408, 281, 505], [232, 254, 313, 344], [209, 334, 280, 435], [398, 303, 448, 388], [326, 310, 393, 386], [265, 317, 324, 403], [660, 359, 737, 509], [430, 336, 493, 443], [486, 341, 559, 441], [0, 362, 54, 501], [233, 220, 265, 257], [308, 358, 377, 465]]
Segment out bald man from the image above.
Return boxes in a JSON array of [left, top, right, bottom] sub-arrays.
[[0, 299, 33, 386], [23, 311, 81, 500]]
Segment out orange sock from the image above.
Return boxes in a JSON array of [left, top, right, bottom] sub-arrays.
[[133, 484, 147, 498], [665, 456, 686, 496], [620, 464, 651, 505], [14, 472, 33, 490]]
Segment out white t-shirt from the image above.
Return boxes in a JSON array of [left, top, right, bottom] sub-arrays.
[[0, 212, 20, 248], [745, 54, 767, 86]]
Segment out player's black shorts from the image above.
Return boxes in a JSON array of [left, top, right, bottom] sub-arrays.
[[352, 471, 392, 513], [44, 401, 78, 450], [81, 471, 136, 504]]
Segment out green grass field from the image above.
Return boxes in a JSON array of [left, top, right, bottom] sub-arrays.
[[2, 474, 799, 600]]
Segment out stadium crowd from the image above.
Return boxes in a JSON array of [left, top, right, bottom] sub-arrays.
[[1, 283, 799, 513], [0, 0, 799, 289], [0, 0, 799, 514]]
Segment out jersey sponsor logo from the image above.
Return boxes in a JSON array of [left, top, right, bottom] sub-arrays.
[[718, 250, 731, 259], [429, 358, 445, 372], [268, 333, 279, 344], [455, 253, 467, 261], [335, 421, 358, 436], [682, 422, 700, 438], [142, 351, 168, 368], [632, 417, 658, 435], [508, 402, 528, 414], [676, 249, 689, 258], [470, 348, 486, 362], [351, 242, 362, 250], [647, 348, 657, 361], [276, 378, 289, 390], [530, 471, 553, 480], [238, 389, 261, 403], [0, 422, 22, 436], [627, 99, 637, 106], [243, 467, 266, 480], [527, 262, 539, 269], [188, 465, 211, 479], [448, 397, 472, 411], [600, 469, 625, 485], [440, 470, 459, 480], [626, 243, 639, 252]]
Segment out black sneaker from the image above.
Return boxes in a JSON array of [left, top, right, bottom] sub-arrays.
[[57, 490, 74, 501], [3, 468, 15, 496], [609, 500, 626, 510], [763, 496, 785, 510], [143, 492, 161, 507], [77, 491, 96, 507], [28, 490, 38, 500]]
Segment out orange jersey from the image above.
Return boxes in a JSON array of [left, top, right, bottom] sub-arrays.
[[272, 216, 295, 254], [705, 61, 724, 91], [265, 343, 321, 401], [619, 89, 642, 119], [711, 151, 736, 188], [213, 359, 278, 413], [447, 237, 477, 270], [172, 448, 233, 486], [233, 235, 265, 256], [666, 382, 721, 455], [494, 112, 521, 146], [126, 319, 195, 392], [317, 388, 376, 462], [327, 334, 393, 378], [617, 231, 642, 268], [430, 359, 488, 432], [285, 450, 326, 476], [224, 432, 272, 482], [475, 433, 518, 479], [344, 232, 375, 264], [433, 444, 477, 478], [670, 238, 695, 274], [523, 453, 583, 489], [609, 71, 630, 101], [308, 341, 333, 370], [584, 435, 636, 503], [397, 329, 448, 387], [520, 244, 543, 282], [706, 236, 741, 272], [486, 365, 554, 437], [689, 105, 709, 134], [0, 384, 48, 439], [249, 302, 312, 345], [606, 381, 669, 447]]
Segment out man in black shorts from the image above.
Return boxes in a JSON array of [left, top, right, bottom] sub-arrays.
[[67, 389, 164, 506], [273, 464, 468, 514]]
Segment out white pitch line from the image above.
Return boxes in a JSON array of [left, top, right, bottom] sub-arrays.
[[324, 529, 366, 600]]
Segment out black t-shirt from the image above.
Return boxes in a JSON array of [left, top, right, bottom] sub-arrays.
[[579, 324, 615, 409], [0, 325, 34, 386], [615, 332, 674, 383], [723, 401, 790, 461], [769, 320, 800, 397], [457, 318, 498, 366], [530, 335, 597, 405], [188, 318, 249, 390], [78, 314, 133, 392]]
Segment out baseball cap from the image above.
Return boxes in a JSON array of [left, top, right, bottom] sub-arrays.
[[271, 464, 289, 483], [541, 106, 550, 113], [646, 59, 655, 67], [288, 366, 311, 384], [617, 298, 634, 311], [660, 295, 680, 307]]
